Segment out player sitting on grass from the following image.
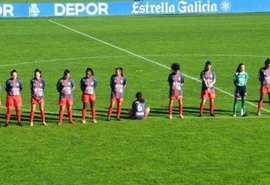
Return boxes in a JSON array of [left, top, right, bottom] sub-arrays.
[[129, 92, 150, 120]]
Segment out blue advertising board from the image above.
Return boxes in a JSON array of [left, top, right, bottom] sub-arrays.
[[0, 0, 270, 18]]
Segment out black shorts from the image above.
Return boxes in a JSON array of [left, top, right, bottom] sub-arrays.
[[235, 86, 247, 98]]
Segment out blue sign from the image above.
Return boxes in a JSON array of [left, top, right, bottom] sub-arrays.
[[0, 0, 270, 18]]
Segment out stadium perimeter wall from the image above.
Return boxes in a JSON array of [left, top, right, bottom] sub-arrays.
[[0, 0, 270, 18]]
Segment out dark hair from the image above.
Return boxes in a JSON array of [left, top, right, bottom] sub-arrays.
[[115, 67, 124, 76], [265, 58, 270, 66], [63, 69, 70, 77], [236, 63, 244, 73], [136, 92, 145, 103], [85, 68, 94, 76], [171, 63, 180, 72], [10, 69, 17, 76], [204, 61, 211, 71], [34, 68, 42, 78]]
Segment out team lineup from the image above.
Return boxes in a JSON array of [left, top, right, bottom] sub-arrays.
[[2, 58, 270, 127]]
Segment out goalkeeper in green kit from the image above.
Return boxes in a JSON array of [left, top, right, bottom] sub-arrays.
[[233, 63, 249, 117]]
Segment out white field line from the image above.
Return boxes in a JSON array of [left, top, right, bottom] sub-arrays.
[[142, 53, 269, 58], [48, 20, 270, 113], [0, 55, 129, 68], [0, 53, 266, 68], [49, 19, 172, 70]]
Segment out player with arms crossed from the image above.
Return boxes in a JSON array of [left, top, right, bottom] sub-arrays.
[[80, 68, 97, 124], [5, 69, 23, 126], [56, 69, 75, 125], [107, 67, 127, 121], [232, 63, 248, 117], [129, 92, 150, 120], [168, 63, 184, 119], [257, 58, 270, 116], [30, 69, 47, 126], [199, 61, 216, 117]]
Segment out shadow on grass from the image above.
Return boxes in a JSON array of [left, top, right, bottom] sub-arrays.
[[0, 105, 233, 127], [247, 99, 268, 103], [0, 111, 60, 127]]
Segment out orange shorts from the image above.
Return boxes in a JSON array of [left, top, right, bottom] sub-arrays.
[[170, 95, 182, 100], [81, 94, 96, 103], [6, 95, 22, 108], [59, 98, 73, 106], [111, 98, 123, 103], [260, 86, 270, 94], [31, 97, 44, 105], [201, 89, 215, 99]]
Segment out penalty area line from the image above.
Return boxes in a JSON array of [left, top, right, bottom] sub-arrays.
[[48, 20, 270, 113]]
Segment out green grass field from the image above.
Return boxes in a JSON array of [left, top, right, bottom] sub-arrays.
[[1, 13, 270, 184]]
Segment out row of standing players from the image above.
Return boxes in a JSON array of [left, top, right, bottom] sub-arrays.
[[2, 67, 149, 127], [2, 58, 270, 126], [168, 58, 270, 118]]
